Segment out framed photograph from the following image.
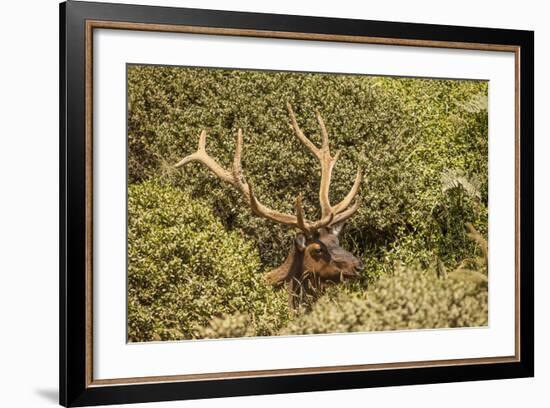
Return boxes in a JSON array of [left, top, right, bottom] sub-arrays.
[[60, 1, 534, 406]]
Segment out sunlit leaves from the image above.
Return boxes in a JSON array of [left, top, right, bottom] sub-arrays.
[[127, 181, 289, 342]]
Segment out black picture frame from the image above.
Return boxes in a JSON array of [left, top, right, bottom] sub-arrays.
[[60, 1, 534, 406]]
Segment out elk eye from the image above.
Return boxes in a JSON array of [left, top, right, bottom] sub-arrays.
[[314, 248, 323, 255]]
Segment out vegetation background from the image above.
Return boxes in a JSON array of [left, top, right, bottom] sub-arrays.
[[127, 64, 489, 342]]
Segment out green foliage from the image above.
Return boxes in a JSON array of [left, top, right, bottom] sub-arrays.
[[127, 181, 289, 342], [127, 65, 488, 277], [281, 266, 488, 335], [446, 222, 488, 285], [126, 65, 489, 339], [197, 313, 256, 339]]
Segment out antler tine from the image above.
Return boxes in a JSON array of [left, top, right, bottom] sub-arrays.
[[198, 129, 207, 151], [287, 103, 321, 159], [332, 168, 363, 214], [232, 128, 245, 186], [318, 154, 337, 219], [315, 109, 330, 151], [332, 198, 361, 225]]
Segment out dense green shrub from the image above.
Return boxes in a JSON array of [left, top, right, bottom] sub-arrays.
[[127, 181, 289, 342], [127, 65, 488, 279], [281, 266, 488, 335], [197, 313, 256, 339], [127, 65, 490, 339]]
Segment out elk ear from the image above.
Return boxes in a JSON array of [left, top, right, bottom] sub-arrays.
[[294, 234, 307, 252], [328, 221, 346, 236]]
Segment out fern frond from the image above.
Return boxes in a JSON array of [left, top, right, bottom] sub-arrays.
[[441, 169, 481, 200]]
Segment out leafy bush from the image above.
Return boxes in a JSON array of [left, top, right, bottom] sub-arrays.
[[127, 181, 289, 342], [127, 65, 488, 279], [281, 266, 488, 335], [197, 313, 256, 339], [126, 66, 490, 339]]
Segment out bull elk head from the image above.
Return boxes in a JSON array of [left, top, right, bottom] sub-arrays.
[[175, 103, 363, 307]]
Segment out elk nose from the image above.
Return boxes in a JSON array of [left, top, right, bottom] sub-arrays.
[[354, 261, 364, 273]]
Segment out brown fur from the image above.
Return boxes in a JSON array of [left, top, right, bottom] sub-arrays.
[[265, 226, 362, 308]]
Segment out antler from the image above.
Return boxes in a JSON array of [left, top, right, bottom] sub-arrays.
[[287, 103, 362, 226], [175, 129, 333, 234], [175, 104, 362, 234]]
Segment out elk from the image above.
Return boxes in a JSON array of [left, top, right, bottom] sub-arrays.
[[175, 103, 364, 308]]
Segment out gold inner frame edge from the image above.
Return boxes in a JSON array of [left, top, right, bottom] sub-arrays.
[[84, 19, 522, 388]]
